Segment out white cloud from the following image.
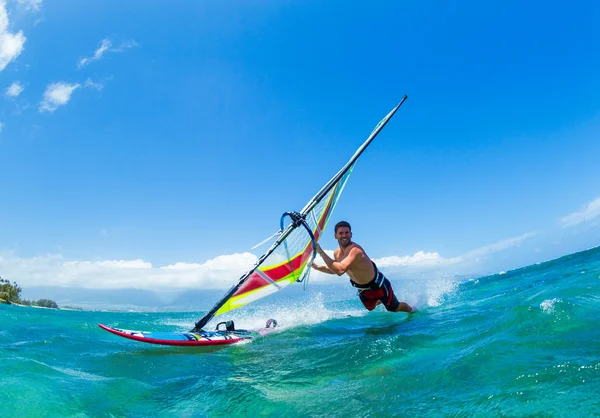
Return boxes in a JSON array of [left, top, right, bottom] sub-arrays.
[[17, 0, 42, 12], [559, 197, 600, 228], [375, 251, 462, 268], [318, 232, 535, 271], [308, 250, 463, 285], [84, 78, 103, 91], [0, 231, 540, 291], [311, 231, 538, 284], [462, 232, 537, 260], [5, 80, 23, 97], [64, 259, 152, 269], [159, 253, 257, 289], [78, 38, 137, 68], [78, 38, 111, 68], [0, 251, 257, 290], [39, 82, 80, 113], [0, 1, 26, 72], [114, 39, 138, 51]]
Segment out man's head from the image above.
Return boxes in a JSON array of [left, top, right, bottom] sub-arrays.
[[334, 221, 352, 248]]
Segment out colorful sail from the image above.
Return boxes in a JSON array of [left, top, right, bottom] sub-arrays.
[[214, 167, 353, 316], [192, 96, 407, 331]]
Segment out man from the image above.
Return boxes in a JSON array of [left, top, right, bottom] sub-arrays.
[[311, 221, 414, 313]]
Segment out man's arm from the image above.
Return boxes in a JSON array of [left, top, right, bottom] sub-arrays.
[[311, 247, 339, 274], [316, 244, 361, 276], [311, 262, 336, 274]]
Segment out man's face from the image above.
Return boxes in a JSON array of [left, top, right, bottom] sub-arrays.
[[335, 227, 352, 247]]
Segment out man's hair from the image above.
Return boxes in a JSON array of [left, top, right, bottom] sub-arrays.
[[334, 221, 351, 233]]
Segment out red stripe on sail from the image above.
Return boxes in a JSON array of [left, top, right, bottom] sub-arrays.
[[231, 185, 338, 296]]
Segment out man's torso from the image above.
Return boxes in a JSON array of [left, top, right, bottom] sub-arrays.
[[335, 242, 376, 285]]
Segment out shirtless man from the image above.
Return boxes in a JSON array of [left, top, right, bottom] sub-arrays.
[[311, 221, 413, 313]]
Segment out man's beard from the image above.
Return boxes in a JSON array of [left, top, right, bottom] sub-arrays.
[[339, 238, 352, 249]]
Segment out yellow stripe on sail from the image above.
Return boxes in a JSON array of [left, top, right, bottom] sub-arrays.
[[257, 189, 337, 272], [214, 185, 341, 317], [214, 259, 311, 317]]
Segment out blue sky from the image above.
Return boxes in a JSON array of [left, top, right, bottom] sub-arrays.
[[1, 0, 599, 291]]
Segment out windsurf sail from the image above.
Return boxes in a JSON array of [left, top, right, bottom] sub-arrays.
[[192, 95, 408, 332]]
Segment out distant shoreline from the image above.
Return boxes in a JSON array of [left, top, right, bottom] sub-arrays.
[[10, 302, 59, 310]]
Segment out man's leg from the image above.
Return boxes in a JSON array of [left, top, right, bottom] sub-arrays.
[[395, 302, 414, 313], [359, 290, 382, 311], [381, 279, 414, 313]]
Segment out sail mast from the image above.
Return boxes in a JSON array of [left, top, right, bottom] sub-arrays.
[[300, 95, 407, 215], [192, 222, 299, 331], [191, 96, 408, 331]]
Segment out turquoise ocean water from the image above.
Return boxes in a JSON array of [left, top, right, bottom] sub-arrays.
[[2, 247, 600, 417]]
